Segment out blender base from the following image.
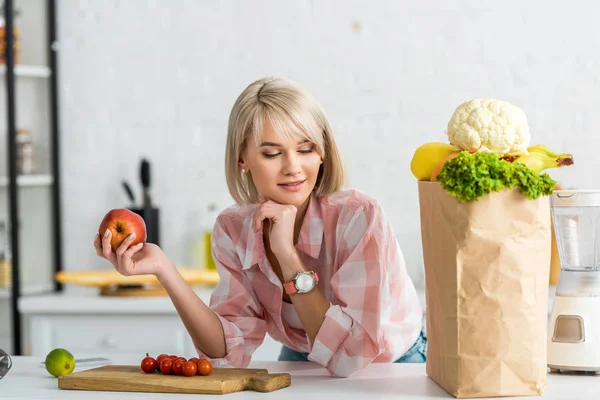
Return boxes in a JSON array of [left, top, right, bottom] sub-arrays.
[[548, 365, 600, 374], [548, 294, 600, 374]]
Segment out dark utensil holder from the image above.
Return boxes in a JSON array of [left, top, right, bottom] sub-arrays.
[[129, 207, 160, 246]]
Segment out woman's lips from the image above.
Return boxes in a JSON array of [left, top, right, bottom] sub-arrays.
[[278, 179, 306, 192]]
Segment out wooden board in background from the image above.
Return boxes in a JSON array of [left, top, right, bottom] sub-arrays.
[[56, 268, 219, 290]]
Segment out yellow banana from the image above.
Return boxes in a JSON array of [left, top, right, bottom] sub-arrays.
[[514, 151, 574, 174], [410, 142, 459, 181], [527, 144, 572, 160]]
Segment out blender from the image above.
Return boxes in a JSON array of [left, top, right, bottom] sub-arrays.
[[548, 190, 600, 373]]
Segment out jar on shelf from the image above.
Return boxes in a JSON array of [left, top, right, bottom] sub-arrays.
[[0, 5, 20, 65], [0, 221, 11, 289], [16, 128, 35, 174]]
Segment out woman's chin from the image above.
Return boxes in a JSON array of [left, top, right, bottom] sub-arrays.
[[265, 189, 311, 206]]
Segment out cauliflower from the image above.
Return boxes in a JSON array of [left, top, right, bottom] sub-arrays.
[[446, 99, 530, 156]]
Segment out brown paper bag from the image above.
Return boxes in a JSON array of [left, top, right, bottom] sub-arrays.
[[418, 181, 551, 398]]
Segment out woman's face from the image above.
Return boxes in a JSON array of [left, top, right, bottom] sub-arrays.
[[240, 119, 322, 207]]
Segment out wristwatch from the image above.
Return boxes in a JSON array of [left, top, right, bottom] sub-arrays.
[[283, 271, 319, 294]]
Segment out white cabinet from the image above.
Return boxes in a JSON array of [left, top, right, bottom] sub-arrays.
[[27, 314, 197, 359], [18, 289, 283, 361]]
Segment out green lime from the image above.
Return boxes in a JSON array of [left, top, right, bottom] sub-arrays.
[[45, 348, 76, 377]]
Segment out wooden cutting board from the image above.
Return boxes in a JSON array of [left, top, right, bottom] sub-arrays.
[[55, 268, 220, 296], [58, 365, 291, 395]]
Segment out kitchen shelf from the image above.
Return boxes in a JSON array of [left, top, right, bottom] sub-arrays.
[[0, 64, 51, 78], [0, 174, 53, 187], [1, 0, 62, 356], [0, 283, 55, 299]]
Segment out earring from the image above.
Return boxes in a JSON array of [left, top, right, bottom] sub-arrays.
[[241, 168, 246, 174]]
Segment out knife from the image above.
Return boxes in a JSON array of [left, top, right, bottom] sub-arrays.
[[122, 180, 136, 206], [39, 357, 112, 367], [140, 158, 152, 242]]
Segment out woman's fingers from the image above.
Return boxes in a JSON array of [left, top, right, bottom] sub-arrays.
[[115, 232, 139, 274], [93, 233, 103, 257], [119, 243, 144, 276], [253, 202, 276, 232], [101, 230, 117, 264], [253, 208, 265, 233], [116, 232, 137, 258]]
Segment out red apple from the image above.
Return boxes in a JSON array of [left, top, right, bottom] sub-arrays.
[[430, 152, 459, 182], [98, 208, 147, 252]]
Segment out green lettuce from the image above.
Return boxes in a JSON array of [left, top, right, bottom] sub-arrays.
[[436, 151, 556, 203]]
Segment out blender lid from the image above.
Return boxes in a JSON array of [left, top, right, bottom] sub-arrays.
[[551, 190, 600, 207]]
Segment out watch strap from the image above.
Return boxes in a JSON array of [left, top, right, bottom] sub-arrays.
[[283, 271, 319, 295], [283, 281, 298, 294]]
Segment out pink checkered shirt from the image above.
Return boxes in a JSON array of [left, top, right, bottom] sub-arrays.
[[195, 189, 423, 377]]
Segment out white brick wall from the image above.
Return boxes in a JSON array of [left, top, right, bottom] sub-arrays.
[[57, 0, 589, 289]]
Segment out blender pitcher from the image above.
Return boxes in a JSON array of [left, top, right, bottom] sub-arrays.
[[548, 190, 600, 373]]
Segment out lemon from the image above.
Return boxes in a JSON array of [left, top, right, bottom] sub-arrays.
[[45, 348, 76, 377]]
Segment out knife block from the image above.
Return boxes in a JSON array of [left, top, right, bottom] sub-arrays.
[[129, 207, 160, 246]]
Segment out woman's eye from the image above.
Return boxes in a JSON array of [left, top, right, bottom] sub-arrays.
[[298, 147, 314, 154], [262, 152, 280, 159]]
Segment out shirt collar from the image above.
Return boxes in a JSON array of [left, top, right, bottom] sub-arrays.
[[242, 192, 324, 270]]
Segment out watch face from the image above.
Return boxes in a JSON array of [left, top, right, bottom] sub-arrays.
[[296, 273, 315, 292]]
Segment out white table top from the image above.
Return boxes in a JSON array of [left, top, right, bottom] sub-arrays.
[[2, 356, 599, 399]]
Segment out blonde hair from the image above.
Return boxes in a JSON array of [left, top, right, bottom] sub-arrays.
[[225, 77, 346, 205]]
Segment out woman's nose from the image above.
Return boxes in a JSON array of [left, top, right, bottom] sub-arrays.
[[283, 153, 301, 176]]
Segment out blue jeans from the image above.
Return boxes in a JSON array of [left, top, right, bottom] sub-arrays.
[[278, 329, 427, 363]]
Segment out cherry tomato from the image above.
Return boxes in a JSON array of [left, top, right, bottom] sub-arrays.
[[173, 359, 186, 375], [156, 354, 169, 371], [188, 357, 199, 364], [197, 359, 213, 376], [159, 358, 174, 375], [182, 360, 197, 377], [174, 357, 187, 364], [141, 353, 156, 374], [156, 354, 168, 364]]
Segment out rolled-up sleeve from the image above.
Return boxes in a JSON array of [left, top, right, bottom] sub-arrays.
[[194, 215, 267, 368], [307, 201, 422, 377]]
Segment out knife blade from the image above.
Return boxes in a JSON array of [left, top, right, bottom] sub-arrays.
[[122, 180, 136, 206]]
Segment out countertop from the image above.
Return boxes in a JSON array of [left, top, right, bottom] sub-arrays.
[[18, 287, 216, 314], [18, 286, 555, 316], [2, 356, 598, 399], [17, 287, 428, 315]]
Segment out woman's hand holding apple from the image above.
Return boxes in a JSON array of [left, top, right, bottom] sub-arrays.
[[93, 208, 175, 278], [94, 230, 174, 278]]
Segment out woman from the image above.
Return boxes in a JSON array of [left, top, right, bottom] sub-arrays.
[[94, 77, 425, 378]]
